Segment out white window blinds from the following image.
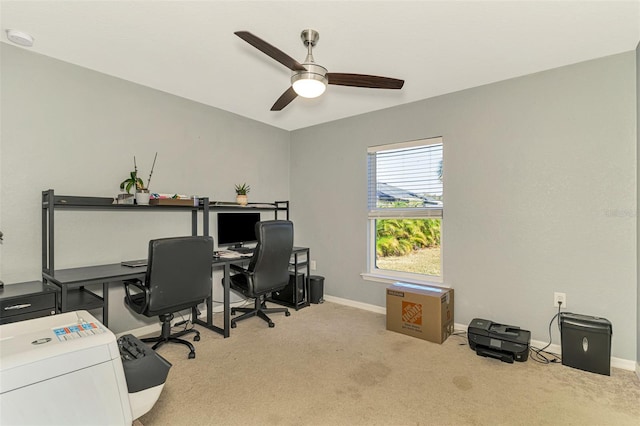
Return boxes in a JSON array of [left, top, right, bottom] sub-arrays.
[[367, 137, 443, 218]]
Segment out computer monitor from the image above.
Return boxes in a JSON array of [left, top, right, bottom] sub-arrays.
[[217, 212, 260, 248]]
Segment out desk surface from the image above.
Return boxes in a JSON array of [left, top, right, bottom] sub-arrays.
[[42, 247, 310, 337], [0, 281, 56, 298], [44, 246, 309, 285], [43, 263, 146, 286]]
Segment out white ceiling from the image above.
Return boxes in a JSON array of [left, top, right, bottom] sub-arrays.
[[1, 1, 639, 131]]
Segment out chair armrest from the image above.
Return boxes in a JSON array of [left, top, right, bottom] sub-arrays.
[[123, 279, 149, 312]]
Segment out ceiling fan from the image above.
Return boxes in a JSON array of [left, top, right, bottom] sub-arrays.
[[234, 29, 405, 111]]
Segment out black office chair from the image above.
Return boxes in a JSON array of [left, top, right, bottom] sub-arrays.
[[229, 220, 293, 328], [124, 236, 213, 359]]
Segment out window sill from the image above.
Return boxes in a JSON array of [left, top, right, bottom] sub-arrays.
[[361, 272, 446, 288]]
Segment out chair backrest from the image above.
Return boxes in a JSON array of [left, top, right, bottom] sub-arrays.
[[144, 236, 213, 316], [247, 220, 294, 295]]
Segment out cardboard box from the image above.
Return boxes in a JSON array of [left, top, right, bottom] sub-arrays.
[[386, 282, 454, 344], [149, 198, 198, 206]]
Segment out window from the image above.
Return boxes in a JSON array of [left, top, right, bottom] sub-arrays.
[[367, 137, 443, 283]]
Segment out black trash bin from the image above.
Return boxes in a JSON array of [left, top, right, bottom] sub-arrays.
[[309, 275, 324, 304]]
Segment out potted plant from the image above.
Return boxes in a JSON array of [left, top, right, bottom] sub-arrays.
[[119, 170, 144, 194], [120, 153, 157, 205], [235, 183, 250, 206]]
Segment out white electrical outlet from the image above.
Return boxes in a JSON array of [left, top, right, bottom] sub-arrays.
[[553, 292, 567, 308], [310, 260, 317, 271]]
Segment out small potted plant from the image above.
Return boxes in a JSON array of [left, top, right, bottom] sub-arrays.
[[235, 183, 250, 206], [120, 153, 157, 205]]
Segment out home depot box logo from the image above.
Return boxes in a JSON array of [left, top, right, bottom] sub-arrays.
[[386, 282, 454, 344], [402, 301, 422, 325]]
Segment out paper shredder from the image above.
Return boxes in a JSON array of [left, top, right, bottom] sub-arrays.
[[559, 312, 612, 376]]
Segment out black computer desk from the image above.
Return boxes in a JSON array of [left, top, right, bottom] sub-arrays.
[[42, 247, 310, 338], [42, 263, 145, 328]]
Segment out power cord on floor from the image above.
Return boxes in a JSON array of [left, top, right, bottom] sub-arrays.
[[452, 330, 469, 346], [172, 310, 199, 333], [528, 303, 563, 364], [212, 297, 250, 307]]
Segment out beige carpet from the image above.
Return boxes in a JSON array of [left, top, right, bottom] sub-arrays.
[[138, 301, 640, 426]]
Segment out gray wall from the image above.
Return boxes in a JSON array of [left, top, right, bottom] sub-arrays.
[[290, 52, 637, 360], [637, 41, 640, 372], [0, 44, 291, 333]]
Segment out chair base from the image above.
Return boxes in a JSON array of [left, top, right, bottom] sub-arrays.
[[143, 313, 200, 359], [231, 297, 290, 328]]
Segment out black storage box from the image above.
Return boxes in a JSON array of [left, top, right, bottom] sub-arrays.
[[560, 313, 612, 376], [468, 318, 531, 363], [272, 272, 305, 305]]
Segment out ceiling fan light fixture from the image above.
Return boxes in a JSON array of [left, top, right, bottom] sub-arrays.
[[235, 29, 404, 110], [291, 63, 328, 98], [292, 76, 326, 98]]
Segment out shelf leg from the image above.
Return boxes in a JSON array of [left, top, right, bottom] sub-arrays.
[[102, 282, 109, 327], [223, 263, 230, 337]]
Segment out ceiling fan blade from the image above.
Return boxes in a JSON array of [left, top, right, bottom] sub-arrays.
[[235, 31, 307, 72], [271, 87, 298, 111], [327, 73, 404, 89]]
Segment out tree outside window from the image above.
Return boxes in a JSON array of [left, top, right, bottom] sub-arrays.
[[368, 138, 443, 280]]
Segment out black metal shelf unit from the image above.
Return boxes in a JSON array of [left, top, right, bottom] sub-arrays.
[[41, 189, 211, 319], [40, 189, 294, 319], [42, 189, 210, 275], [208, 200, 290, 220]]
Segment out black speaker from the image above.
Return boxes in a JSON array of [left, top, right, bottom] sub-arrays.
[[272, 272, 305, 304]]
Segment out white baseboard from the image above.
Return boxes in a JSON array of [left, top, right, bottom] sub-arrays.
[[322, 295, 386, 314], [610, 356, 637, 371], [323, 296, 637, 372]]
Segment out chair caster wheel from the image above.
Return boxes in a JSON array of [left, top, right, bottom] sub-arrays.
[[231, 322, 237, 328], [194, 335, 200, 342], [188, 352, 196, 359], [285, 311, 291, 317], [268, 322, 275, 328]]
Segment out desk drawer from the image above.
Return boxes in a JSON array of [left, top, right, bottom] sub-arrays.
[[0, 308, 57, 325], [0, 292, 57, 321]]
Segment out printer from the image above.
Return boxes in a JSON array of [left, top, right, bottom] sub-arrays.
[[467, 318, 531, 363], [0, 310, 170, 425]]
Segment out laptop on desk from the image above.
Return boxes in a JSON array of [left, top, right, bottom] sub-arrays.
[[121, 259, 147, 267]]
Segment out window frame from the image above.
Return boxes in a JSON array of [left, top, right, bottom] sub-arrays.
[[365, 137, 443, 285]]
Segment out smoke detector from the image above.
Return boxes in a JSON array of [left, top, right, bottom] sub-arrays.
[[6, 29, 34, 47]]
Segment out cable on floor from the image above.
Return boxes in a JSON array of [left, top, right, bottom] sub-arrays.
[[528, 304, 564, 364]]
